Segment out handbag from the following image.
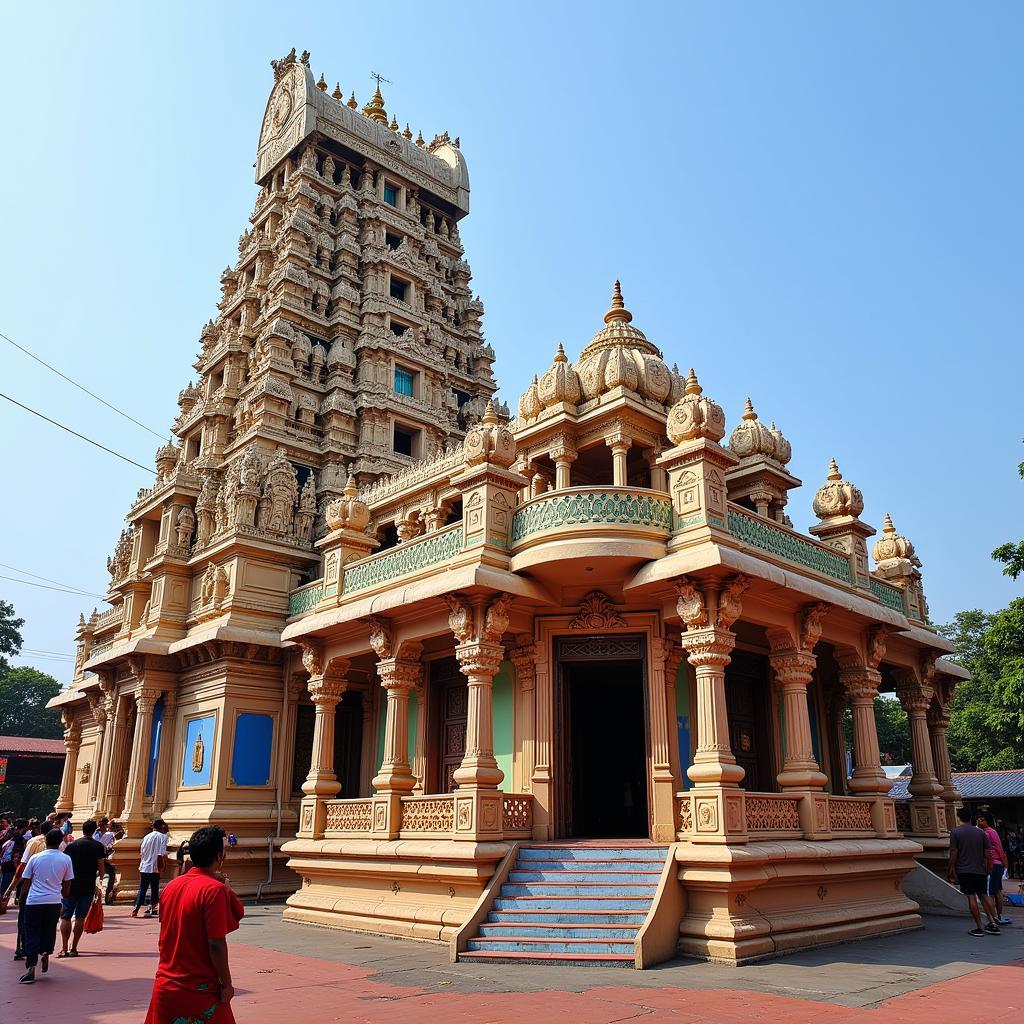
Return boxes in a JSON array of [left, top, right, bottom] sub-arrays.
[[83, 896, 104, 934]]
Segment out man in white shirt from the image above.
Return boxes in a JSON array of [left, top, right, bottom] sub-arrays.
[[132, 819, 169, 919], [18, 829, 74, 984]]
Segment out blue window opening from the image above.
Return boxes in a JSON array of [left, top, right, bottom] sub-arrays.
[[383, 184, 398, 207], [394, 368, 414, 397]]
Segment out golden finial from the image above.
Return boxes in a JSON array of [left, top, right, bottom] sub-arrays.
[[882, 511, 896, 534], [316, 73, 327, 92], [332, 82, 343, 100], [344, 474, 358, 497], [483, 399, 498, 425], [347, 91, 359, 109], [415, 130, 425, 147], [402, 123, 413, 140], [603, 279, 633, 325], [362, 84, 388, 124], [684, 368, 702, 396], [554, 342, 568, 363], [742, 397, 757, 420], [827, 457, 842, 481]]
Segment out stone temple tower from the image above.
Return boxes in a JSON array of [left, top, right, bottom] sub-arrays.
[[57, 49, 499, 891]]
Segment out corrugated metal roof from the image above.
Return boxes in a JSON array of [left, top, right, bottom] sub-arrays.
[[888, 769, 1024, 801], [0, 735, 66, 756]]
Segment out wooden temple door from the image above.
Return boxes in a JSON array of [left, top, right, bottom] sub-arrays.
[[725, 651, 773, 792], [428, 657, 467, 793]]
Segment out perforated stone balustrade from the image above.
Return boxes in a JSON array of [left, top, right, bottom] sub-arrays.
[[511, 487, 673, 546]]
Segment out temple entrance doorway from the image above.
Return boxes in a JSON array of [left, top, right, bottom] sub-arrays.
[[555, 635, 649, 839]]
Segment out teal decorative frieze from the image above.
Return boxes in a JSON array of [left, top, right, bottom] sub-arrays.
[[342, 525, 462, 595], [726, 505, 853, 584], [870, 578, 905, 613], [511, 490, 673, 545], [288, 582, 324, 617]]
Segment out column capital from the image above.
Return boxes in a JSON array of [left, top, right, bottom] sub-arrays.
[[867, 625, 889, 670], [376, 652, 422, 690], [307, 669, 349, 706], [927, 704, 950, 730], [508, 635, 536, 689], [134, 686, 163, 713], [454, 641, 504, 679], [768, 648, 817, 687], [445, 592, 513, 647], [679, 626, 736, 665], [895, 670, 933, 713], [836, 659, 882, 701]]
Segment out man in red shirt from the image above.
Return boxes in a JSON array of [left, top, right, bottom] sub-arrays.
[[145, 826, 244, 1024]]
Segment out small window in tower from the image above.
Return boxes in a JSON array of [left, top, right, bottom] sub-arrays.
[[454, 389, 471, 407], [383, 183, 399, 207], [394, 367, 414, 397], [390, 320, 408, 337], [385, 232, 401, 250], [389, 276, 408, 302], [393, 424, 419, 457]]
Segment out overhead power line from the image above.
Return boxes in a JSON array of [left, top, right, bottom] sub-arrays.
[[19, 650, 76, 663], [0, 391, 156, 475], [1, 329, 165, 439], [0, 573, 106, 599], [0, 562, 102, 599]]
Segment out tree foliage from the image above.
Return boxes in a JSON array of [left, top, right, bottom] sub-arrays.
[[0, 600, 62, 739], [940, 604, 1024, 772], [992, 443, 1024, 579], [0, 598, 25, 668], [843, 696, 912, 765]]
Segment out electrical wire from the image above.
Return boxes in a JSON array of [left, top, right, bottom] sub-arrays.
[[0, 573, 106, 598], [1, 329, 165, 439], [21, 648, 76, 659], [0, 391, 156, 475], [0, 562, 101, 598]]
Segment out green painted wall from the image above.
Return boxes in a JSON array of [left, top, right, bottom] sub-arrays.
[[675, 661, 692, 789], [493, 660, 514, 792]]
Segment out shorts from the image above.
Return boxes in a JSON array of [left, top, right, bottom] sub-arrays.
[[957, 872, 988, 896], [60, 893, 93, 920], [988, 865, 1004, 895]]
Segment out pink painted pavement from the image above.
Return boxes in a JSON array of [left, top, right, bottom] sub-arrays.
[[2, 906, 1022, 1024]]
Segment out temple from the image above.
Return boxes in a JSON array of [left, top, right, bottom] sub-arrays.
[[49, 50, 969, 966]]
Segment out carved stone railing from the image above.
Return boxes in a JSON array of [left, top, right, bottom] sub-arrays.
[[288, 580, 324, 617], [341, 523, 462, 596], [399, 794, 455, 837], [827, 795, 875, 834], [87, 640, 115, 660], [511, 487, 673, 547], [675, 793, 693, 835], [727, 504, 854, 585], [359, 442, 466, 508], [894, 800, 912, 833], [745, 793, 802, 837], [501, 794, 534, 837], [93, 606, 124, 632], [870, 578, 905, 613], [323, 798, 373, 835]]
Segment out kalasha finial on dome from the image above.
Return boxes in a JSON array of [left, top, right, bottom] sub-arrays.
[[604, 280, 633, 325], [729, 398, 791, 465], [812, 458, 864, 520], [482, 398, 498, 425], [518, 375, 542, 422], [347, 91, 359, 109], [743, 397, 756, 419], [316, 72, 328, 92], [325, 474, 370, 533], [332, 82, 343, 100], [872, 512, 920, 567], [362, 84, 388, 124], [666, 369, 727, 445]]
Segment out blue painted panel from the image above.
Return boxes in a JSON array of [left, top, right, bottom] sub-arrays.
[[231, 713, 274, 786], [675, 662, 692, 790], [181, 714, 216, 787], [145, 699, 164, 796]]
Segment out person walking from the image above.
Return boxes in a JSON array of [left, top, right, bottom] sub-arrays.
[[144, 827, 244, 1024], [949, 806, 1000, 936], [18, 829, 74, 984], [58, 820, 106, 958], [977, 812, 1013, 926], [94, 818, 118, 904], [132, 819, 170, 919], [3, 818, 50, 960], [1, 822, 26, 897]]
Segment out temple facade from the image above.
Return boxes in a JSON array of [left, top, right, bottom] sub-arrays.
[[50, 50, 968, 965]]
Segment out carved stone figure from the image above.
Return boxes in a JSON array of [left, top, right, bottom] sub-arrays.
[[175, 505, 195, 550]]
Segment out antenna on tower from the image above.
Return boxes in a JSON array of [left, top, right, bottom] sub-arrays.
[[370, 71, 392, 89]]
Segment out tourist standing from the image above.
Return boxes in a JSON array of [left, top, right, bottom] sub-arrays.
[[3, 818, 50, 959], [949, 807, 1000, 936], [145, 827, 244, 1024], [977, 812, 1013, 925], [1, 822, 27, 897], [132, 819, 170, 918], [58, 820, 106, 957], [94, 818, 118, 904], [18, 829, 74, 984]]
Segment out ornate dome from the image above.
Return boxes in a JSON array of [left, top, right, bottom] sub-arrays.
[[728, 399, 775, 460], [537, 343, 582, 411], [812, 458, 865, 520], [326, 475, 370, 533], [575, 282, 674, 406], [666, 369, 726, 445], [770, 422, 792, 465], [517, 374, 541, 422], [872, 513, 920, 566]]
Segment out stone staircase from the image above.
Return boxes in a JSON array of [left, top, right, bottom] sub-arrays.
[[459, 843, 668, 965]]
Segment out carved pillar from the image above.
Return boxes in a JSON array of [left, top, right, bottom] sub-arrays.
[[86, 694, 108, 812], [531, 633, 553, 840], [676, 575, 750, 843], [837, 660, 888, 795], [607, 434, 631, 487], [100, 689, 129, 819], [928, 704, 958, 814], [54, 714, 82, 814], [895, 665, 946, 837], [411, 679, 427, 794], [371, 654, 420, 794], [648, 637, 679, 842], [510, 637, 536, 794], [551, 442, 576, 491], [152, 691, 178, 817], [122, 687, 162, 832], [663, 636, 685, 791], [297, 642, 350, 839]]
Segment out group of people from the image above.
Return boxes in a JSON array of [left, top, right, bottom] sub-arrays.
[[1, 812, 243, 1021], [949, 807, 1017, 936]]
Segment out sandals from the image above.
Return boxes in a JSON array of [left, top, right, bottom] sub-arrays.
[[57, 950, 70, 959]]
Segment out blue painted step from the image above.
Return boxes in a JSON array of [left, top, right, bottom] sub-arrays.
[[479, 924, 640, 939], [467, 938, 636, 956]]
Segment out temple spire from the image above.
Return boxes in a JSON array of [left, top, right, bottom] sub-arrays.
[[603, 279, 633, 325]]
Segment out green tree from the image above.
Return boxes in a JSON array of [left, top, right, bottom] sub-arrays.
[[992, 442, 1024, 579], [843, 696, 911, 765], [0, 665, 62, 738], [0, 598, 25, 671], [940, 604, 1024, 771]]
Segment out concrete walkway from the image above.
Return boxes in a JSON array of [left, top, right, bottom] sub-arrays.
[[2, 903, 1021, 1023]]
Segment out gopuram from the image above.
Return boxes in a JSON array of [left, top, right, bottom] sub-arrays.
[[50, 50, 968, 965]]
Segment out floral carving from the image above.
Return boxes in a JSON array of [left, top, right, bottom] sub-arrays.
[[799, 602, 830, 652], [444, 595, 474, 644], [746, 795, 801, 832], [501, 795, 533, 834], [675, 578, 708, 629], [828, 797, 873, 831], [325, 799, 373, 832], [399, 796, 455, 833], [366, 616, 393, 659], [717, 574, 750, 629], [569, 590, 628, 630], [482, 593, 512, 644]]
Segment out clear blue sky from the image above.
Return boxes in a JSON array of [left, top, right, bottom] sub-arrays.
[[2, 2, 1021, 676]]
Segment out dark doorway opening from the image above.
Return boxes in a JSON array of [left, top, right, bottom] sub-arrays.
[[563, 658, 648, 837]]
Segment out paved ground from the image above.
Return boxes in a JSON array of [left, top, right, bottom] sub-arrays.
[[1, 903, 1021, 1023]]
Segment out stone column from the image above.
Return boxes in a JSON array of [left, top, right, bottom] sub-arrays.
[[101, 691, 129, 819], [607, 434, 631, 487], [54, 715, 82, 814], [928, 704, 958, 815], [895, 669, 946, 836], [86, 694, 108, 813], [122, 687, 162, 833], [767, 645, 828, 792], [676, 575, 751, 843], [550, 440, 577, 491], [837, 659, 889, 795], [297, 643, 350, 839]]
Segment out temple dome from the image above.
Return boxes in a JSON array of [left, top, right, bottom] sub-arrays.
[[728, 399, 778, 461], [517, 374, 541, 422], [872, 513, 920, 566], [812, 458, 865, 520], [575, 282, 675, 406], [537, 343, 582, 410]]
